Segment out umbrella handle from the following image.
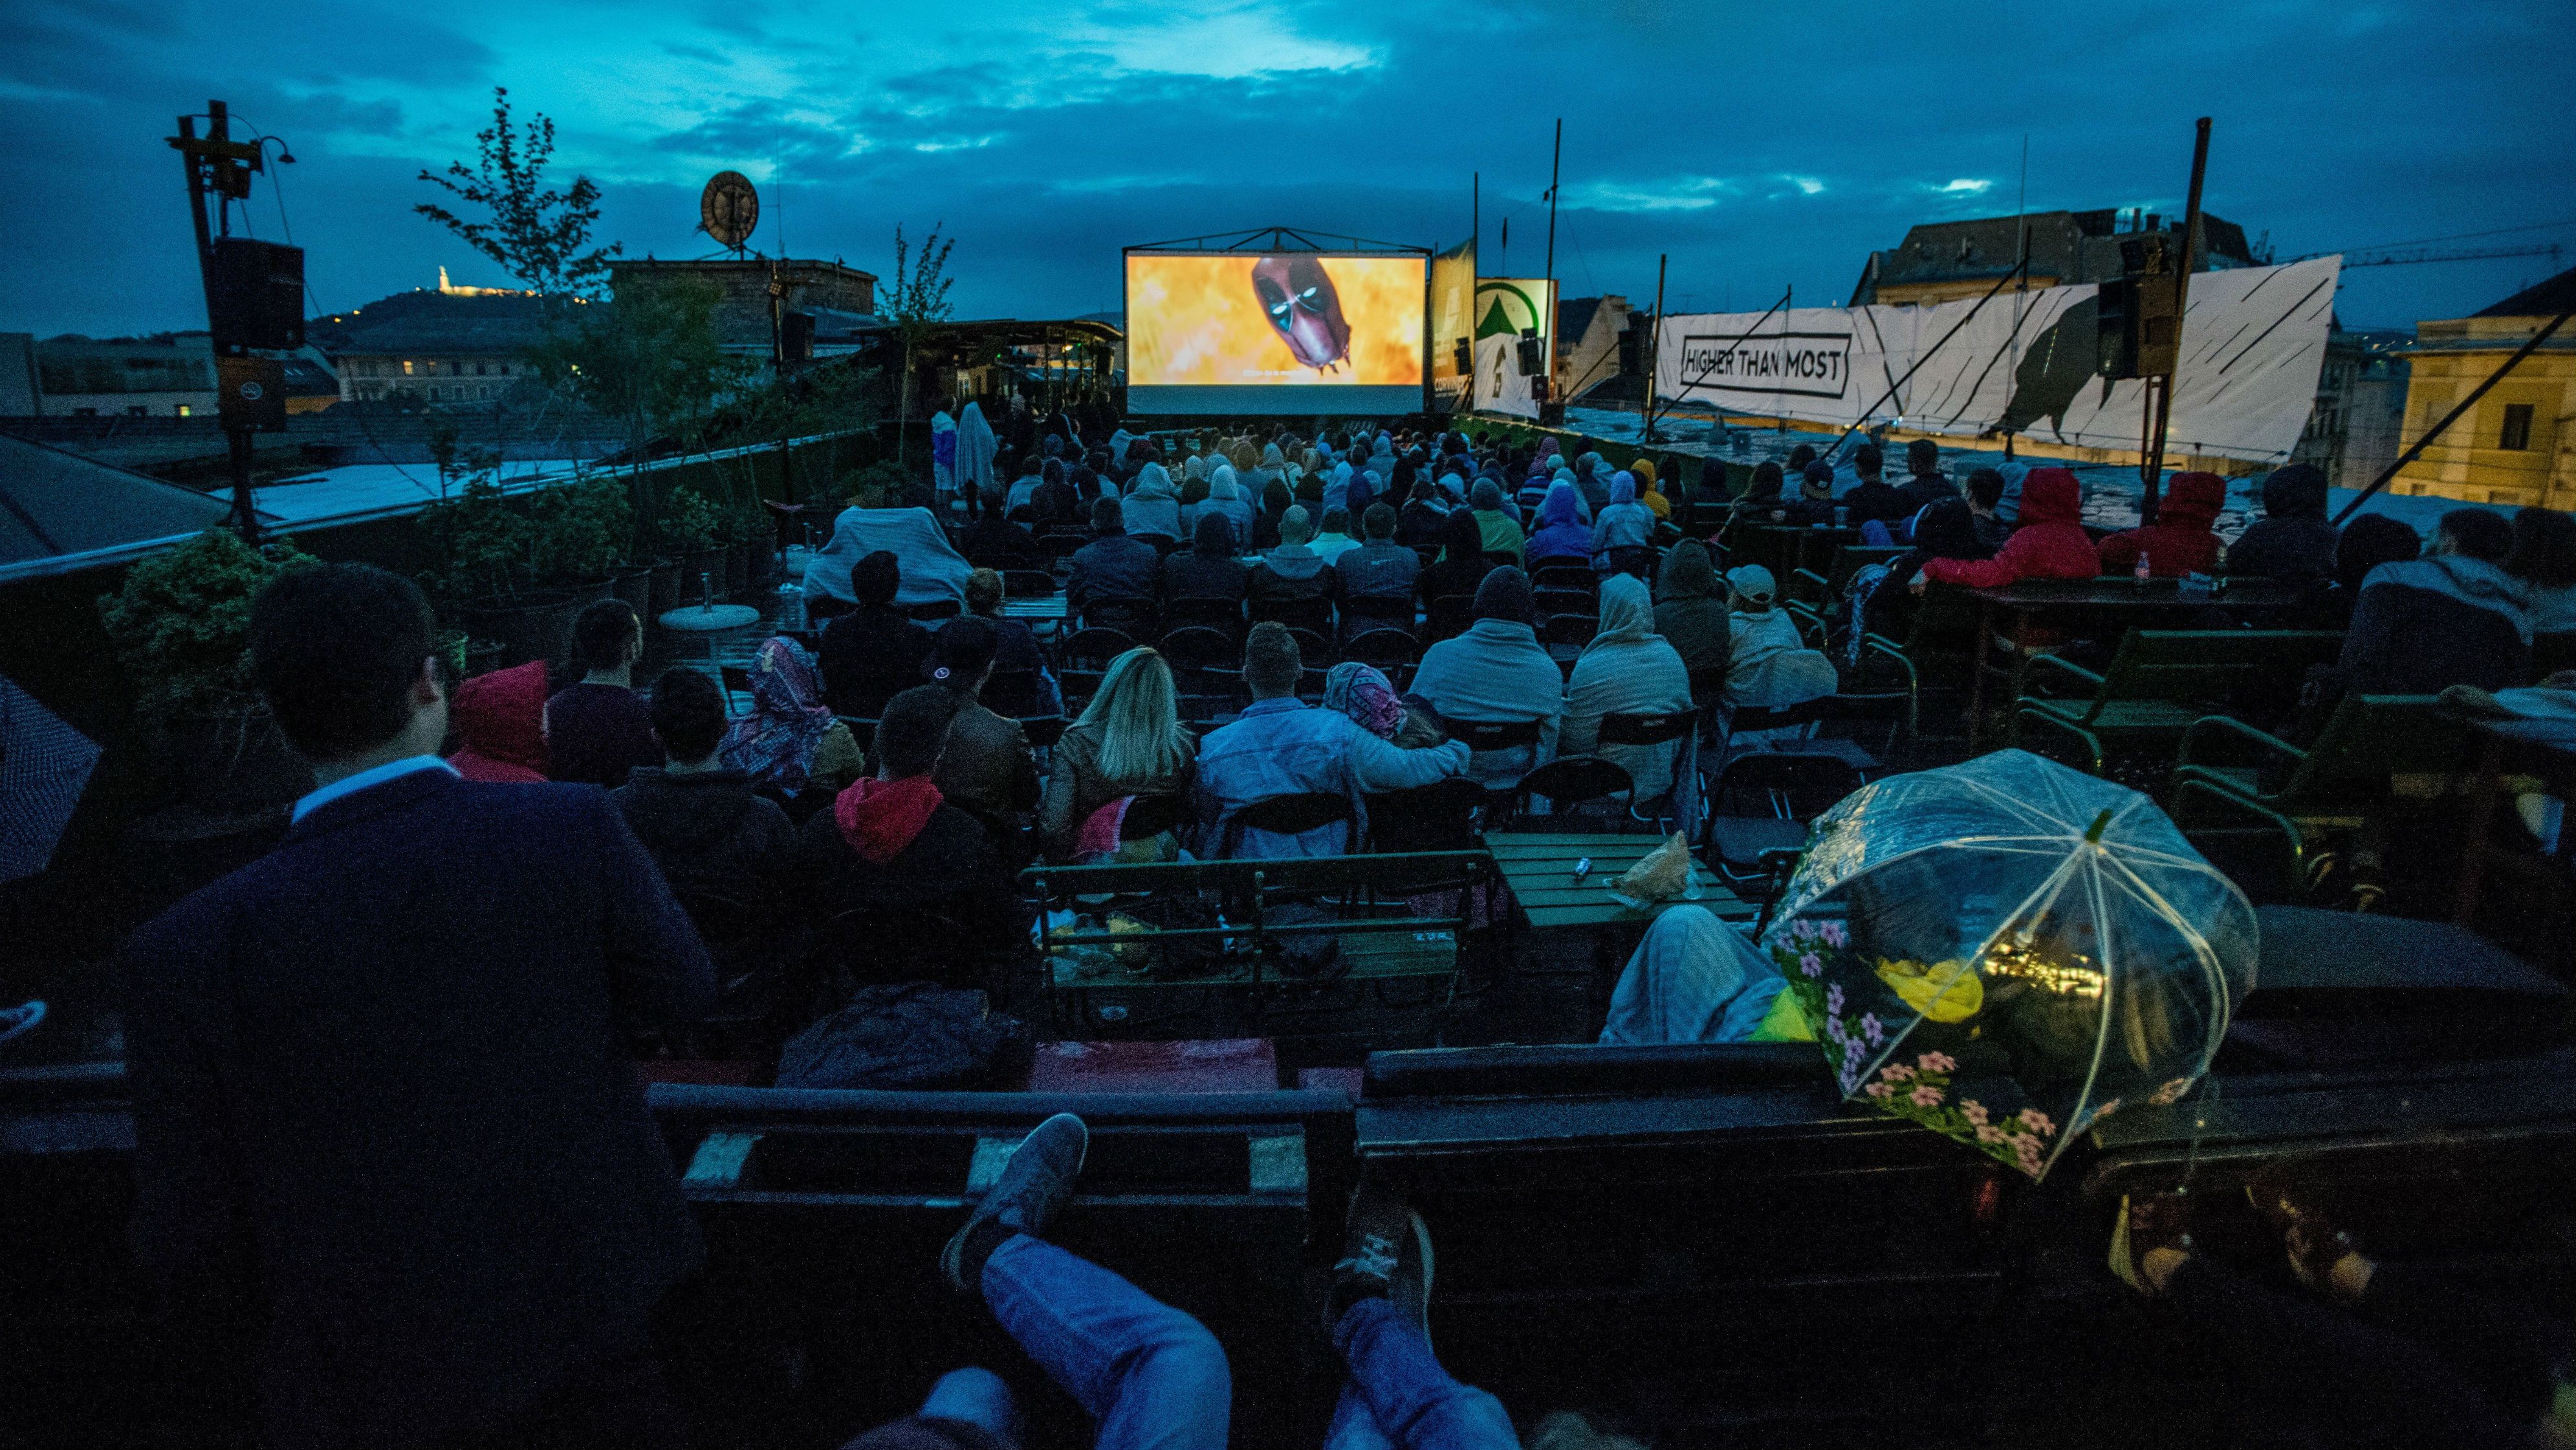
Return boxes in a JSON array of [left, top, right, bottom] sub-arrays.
[[2084, 808, 2114, 844]]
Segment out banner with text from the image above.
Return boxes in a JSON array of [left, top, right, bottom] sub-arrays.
[[1654, 256, 2341, 463]]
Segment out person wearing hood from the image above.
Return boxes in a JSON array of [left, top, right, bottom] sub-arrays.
[[798, 685, 1025, 971], [1322, 458, 1357, 514], [1122, 462, 1183, 545], [2099, 471, 2227, 578], [1251, 441, 1289, 496], [820, 551, 936, 719], [954, 402, 999, 515], [1654, 540, 1732, 683], [1194, 624, 1470, 859], [1591, 472, 1658, 576], [1164, 512, 1251, 617], [923, 618, 1040, 857], [2339, 508, 2531, 695], [1468, 479, 1527, 566], [617, 668, 794, 909], [1250, 505, 1337, 611], [1198, 465, 1256, 550], [1917, 468, 2098, 591], [1725, 566, 1837, 710], [1600, 905, 1797, 1045], [721, 637, 864, 806], [1571, 452, 1611, 514], [446, 659, 550, 783], [2225, 464, 2337, 582], [1561, 574, 1696, 804], [1410, 567, 1564, 787], [1526, 481, 1593, 566], [1630, 457, 1673, 523]]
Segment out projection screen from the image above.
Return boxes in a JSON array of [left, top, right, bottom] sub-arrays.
[[1126, 251, 1428, 415]]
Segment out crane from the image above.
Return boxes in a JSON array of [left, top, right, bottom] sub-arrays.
[[2337, 242, 2565, 270]]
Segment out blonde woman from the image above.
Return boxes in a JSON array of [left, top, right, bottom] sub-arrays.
[[1037, 647, 1199, 860]]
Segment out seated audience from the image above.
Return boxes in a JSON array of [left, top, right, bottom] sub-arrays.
[[1960, 466, 2015, 551], [1311, 505, 1362, 566], [1526, 481, 1592, 566], [1196, 624, 1470, 857], [1164, 513, 1252, 614], [1725, 566, 1837, 709], [615, 668, 794, 907], [1252, 479, 1293, 551], [1917, 467, 2097, 591], [1591, 472, 1657, 575], [2227, 463, 2336, 580], [1200, 468, 1257, 549], [797, 685, 1024, 966], [1122, 461, 1183, 545], [1892, 438, 1958, 518], [2309, 513, 2422, 631], [962, 568, 1060, 716], [956, 492, 1038, 567], [720, 636, 864, 806], [1065, 497, 1161, 626], [1600, 905, 1796, 1044], [819, 551, 934, 719], [2099, 470, 2226, 578], [1038, 646, 1198, 861], [1029, 457, 1081, 527], [1468, 479, 1527, 565], [1631, 456, 1672, 522], [1857, 487, 2005, 641], [1654, 539, 1732, 684], [1003, 456, 1043, 514], [1778, 461, 1840, 527], [2339, 507, 2530, 694], [1561, 574, 1697, 803], [1337, 504, 1422, 621], [545, 599, 660, 787], [1417, 509, 1492, 607], [1723, 460, 1790, 530], [1250, 506, 1337, 613], [444, 659, 549, 783], [1324, 661, 1447, 750], [922, 618, 1040, 849], [1839, 445, 1912, 530], [1411, 568, 1563, 787]]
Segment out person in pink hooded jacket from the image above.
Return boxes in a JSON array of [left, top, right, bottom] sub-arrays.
[[1914, 468, 2099, 593], [444, 659, 550, 783]]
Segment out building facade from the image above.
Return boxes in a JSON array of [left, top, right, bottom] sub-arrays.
[[28, 335, 220, 417], [1851, 208, 2258, 307], [311, 287, 554, 408], [607, 258, 879, 356], [2291, 328, 2411, 492], [2388, 268, 2576, 510]]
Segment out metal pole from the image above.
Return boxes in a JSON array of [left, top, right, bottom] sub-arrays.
[[1544, 119, 1560, 288], [2331, 307, 2574, 525], [1643, 253, 1666, 442], [2140, 116, 2212, 526]]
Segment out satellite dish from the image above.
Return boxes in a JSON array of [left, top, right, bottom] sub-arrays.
[[699, 171, 759, 253]]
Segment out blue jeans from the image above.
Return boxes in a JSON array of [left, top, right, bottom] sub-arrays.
[[976, 1233, 1232, 1449], [1324, 1298, 1520, 1450]]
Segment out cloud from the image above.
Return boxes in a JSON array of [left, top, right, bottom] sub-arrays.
[[1932, 178, 1994, 195]]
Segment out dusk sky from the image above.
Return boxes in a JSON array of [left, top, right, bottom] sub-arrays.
[[5, 0, 2570, 340]]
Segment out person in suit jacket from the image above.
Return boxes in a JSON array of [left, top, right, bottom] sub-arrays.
[[120, 563, 716, 1450]]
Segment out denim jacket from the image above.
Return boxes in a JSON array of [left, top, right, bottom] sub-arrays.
[[1194, 698, 1470, 858]]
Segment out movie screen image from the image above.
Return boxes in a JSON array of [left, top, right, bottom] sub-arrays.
[[1125, 252, 1426, 414]]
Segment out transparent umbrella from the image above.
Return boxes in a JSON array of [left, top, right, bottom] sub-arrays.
[[1762, 750, 2256, 1180]]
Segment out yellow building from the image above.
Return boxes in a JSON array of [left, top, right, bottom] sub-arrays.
[[2389, 268, 2576, 510]]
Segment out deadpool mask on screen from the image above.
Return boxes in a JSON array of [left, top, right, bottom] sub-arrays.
[[1250, 255, 1353, 372]]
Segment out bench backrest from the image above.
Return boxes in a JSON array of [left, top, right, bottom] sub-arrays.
[[2285, 694, 2470, 796]]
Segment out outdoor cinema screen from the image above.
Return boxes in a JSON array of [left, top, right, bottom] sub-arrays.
[[1125, 252, 1426, 415]]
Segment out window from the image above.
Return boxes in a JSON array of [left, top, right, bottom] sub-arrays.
[[428, 387, 441, 402], [475, 362, 487, 376], [176, 404, 192, 417], [402, 359, 415, 375], [2500, 403, 2535, 452]]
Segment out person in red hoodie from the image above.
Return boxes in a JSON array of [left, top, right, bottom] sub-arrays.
[[2097, 471, 2227, 578], [443, 659, 550, 783], [795, 685, 1027, 982], [1914, 467, 2099, 593]]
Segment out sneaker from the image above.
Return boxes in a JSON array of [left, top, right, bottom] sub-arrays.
[[2108, 1187, 2196, 1297], [942, 1114, 1088, 1295], [1327, 1179, 1434, 1347], [0, 1000, 43, 1048]]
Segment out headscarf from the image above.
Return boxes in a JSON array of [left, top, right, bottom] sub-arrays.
[[1324, 661, 1407, 740], [1472, 566, 1538, 628], [720, 637, 837, 791], [1526, 454, 1556, 482], [1581, 573, 1656, 662]]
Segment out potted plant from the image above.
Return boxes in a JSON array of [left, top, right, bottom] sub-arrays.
[[660, 485, 730, 605], [531, 474, 628, 604], [98, 529, 320, 817], [419, 471, 575, 666]]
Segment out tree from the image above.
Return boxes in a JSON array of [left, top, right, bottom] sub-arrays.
[[530, 276, 754, 545], [415, 87, 621, 303], [883, 223, 956, 472]]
